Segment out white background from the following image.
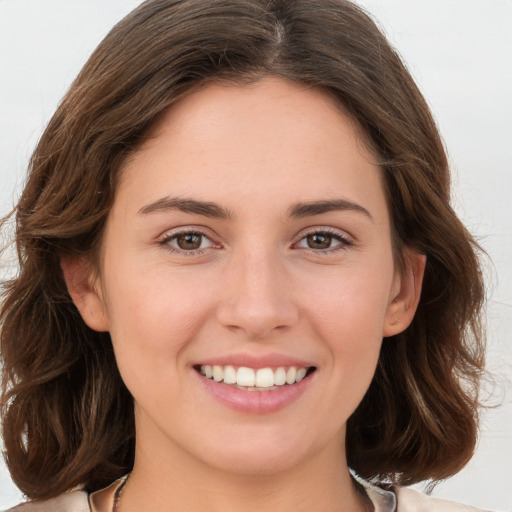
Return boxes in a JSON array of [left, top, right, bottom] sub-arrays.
[[0, 1, 511, 510]]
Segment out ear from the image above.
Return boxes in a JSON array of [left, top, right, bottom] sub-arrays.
[[383, 249, 426, 337], [60, 256, 109, 332]]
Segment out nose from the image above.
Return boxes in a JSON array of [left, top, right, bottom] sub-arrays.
[[215, 249, 299, 339]]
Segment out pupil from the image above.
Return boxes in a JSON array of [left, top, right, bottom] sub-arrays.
[[307, 233, 331, 249], [177, 233, 202, 250]]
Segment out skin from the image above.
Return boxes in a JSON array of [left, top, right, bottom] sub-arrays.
[[63, 77, 425, 512]]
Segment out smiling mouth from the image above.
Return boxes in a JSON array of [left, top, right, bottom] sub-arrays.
[[195, 365, 316, 391]]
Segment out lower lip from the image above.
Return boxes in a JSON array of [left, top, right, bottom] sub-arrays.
[[194, 370, 314, 414]]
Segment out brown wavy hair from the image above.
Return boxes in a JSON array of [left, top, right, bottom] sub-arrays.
[[0, 0, 485, 500]]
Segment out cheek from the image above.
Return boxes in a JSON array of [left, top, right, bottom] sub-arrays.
[[299, 260, 394, 389], [105, 254, 210, 331], [302, 263, 394, 337], [315, 285, 384, 376], [102, 262, 216, 385]]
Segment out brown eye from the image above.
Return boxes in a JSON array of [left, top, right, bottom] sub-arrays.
[[163, 231, 214, 252], [295, 230, 351, 252], [306, 233, 333, 249], [176, 233, 203, 250]]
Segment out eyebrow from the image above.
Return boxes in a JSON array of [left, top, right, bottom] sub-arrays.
[[138, 197, 232, 218], [138, 196, 372, 221], [288, 199, 373, 221]]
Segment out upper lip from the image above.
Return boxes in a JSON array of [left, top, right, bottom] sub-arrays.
[[195, 353, 315, 369]]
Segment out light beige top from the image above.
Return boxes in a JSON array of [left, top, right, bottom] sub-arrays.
[[5, 477, 491, 512]]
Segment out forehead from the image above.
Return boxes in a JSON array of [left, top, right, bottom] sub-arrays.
[[146, 77, 372, 158], [115, 77, 386, 219]]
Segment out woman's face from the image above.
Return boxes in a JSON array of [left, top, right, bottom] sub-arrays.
[[72, 77, 422, 477]]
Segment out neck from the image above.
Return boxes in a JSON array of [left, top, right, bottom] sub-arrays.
[[116, 438, 368, 512]]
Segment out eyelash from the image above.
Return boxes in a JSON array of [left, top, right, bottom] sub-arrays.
[[293, 228, 353, 254], [159, 229, 216, 256], [158, 228, 353, 255]]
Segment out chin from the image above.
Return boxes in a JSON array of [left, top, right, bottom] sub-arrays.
[[204, 449, 305, 477], [188, 425, 330, 477]]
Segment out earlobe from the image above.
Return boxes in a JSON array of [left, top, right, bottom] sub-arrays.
[[383, 249, 426, 337], [60, 256, 109, 332]]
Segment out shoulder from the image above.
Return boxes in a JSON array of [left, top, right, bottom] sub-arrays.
[[356, 476, 492, 512], [395, 486, 492, 512], [3, 490, 90, 512]]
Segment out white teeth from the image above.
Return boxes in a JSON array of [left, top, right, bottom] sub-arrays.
[[237, 367, 255, 387], [255, 368, 274, 388], [199, 364, 311, 388], [296, 368, 307, 382], [223, 365, 237, 384], [204, 365, 213, 379], [212, 365, 223, 382], [274, 367, 287, 386], [286, 366, 297, 385]]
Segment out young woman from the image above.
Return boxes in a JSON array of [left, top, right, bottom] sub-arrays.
[[1, 1, 488, 510]]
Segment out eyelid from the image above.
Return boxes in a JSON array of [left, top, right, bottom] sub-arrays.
[[292, 227, 354, 252], [155, 225, 353, 255], [157, 226, 221, 254]]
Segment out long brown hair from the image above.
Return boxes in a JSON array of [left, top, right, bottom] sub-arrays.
[[1, 0, 485, 499]]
